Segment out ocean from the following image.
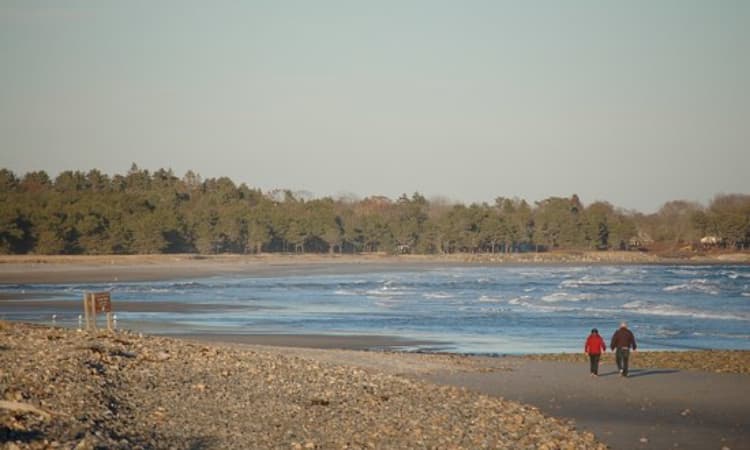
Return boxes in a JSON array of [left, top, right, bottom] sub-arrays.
[[2, 264, 749, 354]]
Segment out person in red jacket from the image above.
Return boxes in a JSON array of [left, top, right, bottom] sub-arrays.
[[584, 328, 606, 376]]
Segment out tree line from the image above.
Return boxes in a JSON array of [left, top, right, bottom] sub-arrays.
[[1, 165, 748, 255]]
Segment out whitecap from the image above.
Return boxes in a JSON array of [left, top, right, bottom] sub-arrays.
[[478, 295, 503, 303], [366, 287, 407, 297], [374, 300, 397, 308], [692, 331, 750, 339], [663, 279, 720, 295], [622, 300, 645, 309], [478, 306, 507, 314], [721, 271, 750, 279], [523, 303, 577, 314], [423, 292, 452, 299], [508, 296, 531, 305], [541, 292, 596, 302], [624, 304, 750, 321], [668, 269, 701, 276], [654, 328, 682, 337], [560, 277, 620, 289], [333, 289, 358, 296]]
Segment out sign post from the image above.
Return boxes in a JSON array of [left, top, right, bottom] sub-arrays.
[[83, 293, 92, 330], [83, 291, 114, 332]]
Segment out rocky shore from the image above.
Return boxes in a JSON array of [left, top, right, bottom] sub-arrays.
[[1, 322, 606, 450]]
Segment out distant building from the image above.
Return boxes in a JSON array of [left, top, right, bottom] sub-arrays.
[[700, 235, 724, 248], [628, 231, 653, 251]]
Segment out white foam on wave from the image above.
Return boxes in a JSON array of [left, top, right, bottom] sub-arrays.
[[477, 306, 507, 314], [693, 331, 750, 339], [742, 292, 750, 297], [668, 268, 702, 276], [621, 300, 644, 309], [654, 328, 683, 337], [559, 277, 620, 289], [366, 287, 408, 297], [507, 295, 576, 313], [724, 271, 750, 279], [618, 302, 749, 321], [541, 292, 596, 303], [423, 292, 453, 299], [516, 271, 543, 278], [663, 279, 720, 295], [374, 299, 398, 308], [508, 296, 531, 305], [333, 289, 359, 296], [478, 295, 503, 303], [525, 303, 577, 314]]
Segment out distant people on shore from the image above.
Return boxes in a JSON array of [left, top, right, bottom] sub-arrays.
[[584, 328, 606, 376], [611, 321, 637, 377]]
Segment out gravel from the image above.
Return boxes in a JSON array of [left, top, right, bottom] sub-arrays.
[[1, 322, 606, 449]]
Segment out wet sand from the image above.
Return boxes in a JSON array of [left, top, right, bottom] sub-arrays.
[[0, 255, 457, 284], [171, 333, 443, 351], [422, 358, 750, 450], [2, 252, 748, 285]]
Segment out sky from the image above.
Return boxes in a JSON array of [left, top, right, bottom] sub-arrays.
[[1, 1, 748, 213]]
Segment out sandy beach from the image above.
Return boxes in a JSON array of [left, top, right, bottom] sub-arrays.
[[2, 255, 750, 449], [1, 252, 749, 285]]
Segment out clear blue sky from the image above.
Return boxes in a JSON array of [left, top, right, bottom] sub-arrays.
[[1, 1, 748, 212]]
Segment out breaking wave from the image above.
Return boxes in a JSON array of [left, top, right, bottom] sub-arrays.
[[621, 301, 749, 321], [541, 292, 596, 303], [663, 279, 720, 295], [559, 277, 621, 288]]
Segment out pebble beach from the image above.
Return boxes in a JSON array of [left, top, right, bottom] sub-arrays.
[[1, 322, 606, 450]]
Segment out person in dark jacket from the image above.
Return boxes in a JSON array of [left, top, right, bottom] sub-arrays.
[[610, 321, 637, 376], [584, 328, 606, 376]]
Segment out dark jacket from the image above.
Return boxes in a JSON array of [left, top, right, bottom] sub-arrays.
[[610, 327, 637, 350]]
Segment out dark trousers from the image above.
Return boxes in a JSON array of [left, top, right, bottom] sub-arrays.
[[588, 354, 601, 374], [615, 348, 630, 375]]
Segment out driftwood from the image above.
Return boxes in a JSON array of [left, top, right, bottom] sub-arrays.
[[0, 400, 53, 420]]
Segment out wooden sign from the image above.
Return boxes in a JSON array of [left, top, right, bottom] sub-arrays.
[[83, 291, 115, 332], [93, 292, 112, 313]]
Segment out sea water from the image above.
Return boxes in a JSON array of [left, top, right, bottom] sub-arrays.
[[2, 264, 749, 354]]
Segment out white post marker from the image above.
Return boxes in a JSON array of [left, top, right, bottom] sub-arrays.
[[51, 314, 56, 326], [83, 293, 91, 331], [78, 315, 83, 332], [113, 314, 117, 330]]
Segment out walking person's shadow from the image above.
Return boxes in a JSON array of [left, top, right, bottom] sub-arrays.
[[627, 368, 680, 378], [599, 368, 679, 378]]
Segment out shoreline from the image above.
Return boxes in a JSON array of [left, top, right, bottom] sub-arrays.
[[1, 252, 749, 284], [3, 322, 749, 450], [166, 332, 445, 352]]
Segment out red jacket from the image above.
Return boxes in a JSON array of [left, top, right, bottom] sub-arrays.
[[585, 334, 606, 355]]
